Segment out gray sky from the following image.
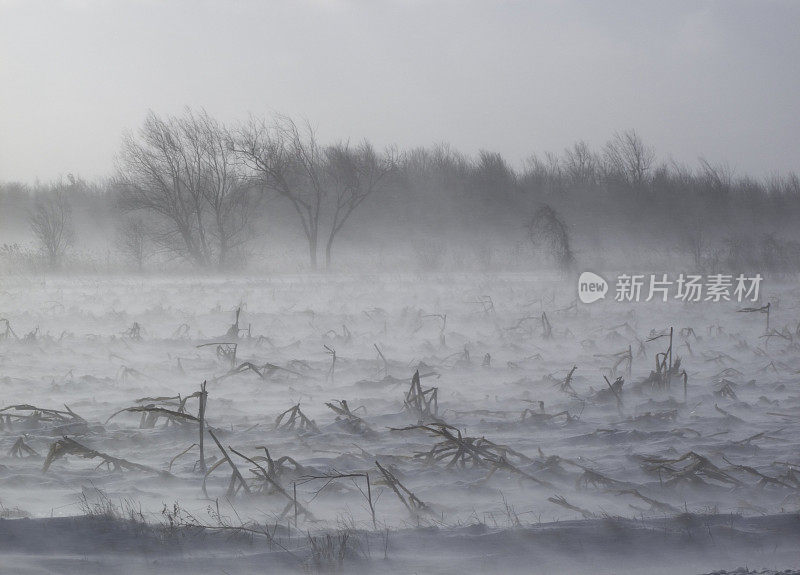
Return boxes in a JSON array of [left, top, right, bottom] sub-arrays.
[[1, 0, 798, 183]]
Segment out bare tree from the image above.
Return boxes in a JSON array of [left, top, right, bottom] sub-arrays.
[[117, 109, 256, 268], [322, 141, 395, 269], [116, 216, 149, 271], [522, 151, 563, 194], [236, 115, 394, 270], [603, 130, 655, 186], [698, 157, 734, 199], [563, 141, 599, 185], [29, 188, 74, 268], [236, 116, 321, 269]]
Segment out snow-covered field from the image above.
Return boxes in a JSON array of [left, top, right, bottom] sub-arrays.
[[0, 273, 798, 574]]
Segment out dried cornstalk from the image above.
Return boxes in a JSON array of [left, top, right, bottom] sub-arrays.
[[196, 342, 238, 368], [326, 400, 374, 436], [403, 370, 439, 422], [392, 423, 551, 487], [556, 366, 578, 397], [375, 460, 429, 515], [106, 406, 199, 429], [0, 404, 85, 424], [43, 436, 170, 477], [640, 451, 742, 488], [615, 489, 680, 514], [547, 495, 594, 519], [275, 404, 320, 434], [205, 429, 251, 498], [10, 437, 38, 457]]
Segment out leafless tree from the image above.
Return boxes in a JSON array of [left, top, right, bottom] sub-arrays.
[[29, 188, 74, 268], [236, 115, 394, 270], [563, 141, 599, 185], [522, 151, 563, 194], [116, 216, 149, 271], [603, 130, 655, 186], [236, 116, 321, 269], [698, 157, 734, 199], [323, 141, 395, 269], [116, 109, 256, 268]]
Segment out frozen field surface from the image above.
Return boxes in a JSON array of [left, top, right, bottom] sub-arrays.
[[0, 274, 798, 574]]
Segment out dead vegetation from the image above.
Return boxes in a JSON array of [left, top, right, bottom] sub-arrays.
[[547, 495, 594, 518], [403, 370, 439, 422], [275, 404, 320, 434], [326, 400, 375, 436], [2, 273, 798, 559], [556, 365, 579, 397], [43, 436, 171, 477], [640, 327, 680, 391], [639, 452, 743, 488], [9, 436, 38, 457], [0, 404, 84, 425], [375, 460, 430, 516], [519, 404, 575, 425], [200, 430, 315, 523], [306, 529, 365, 572], [0, 404, 86, 433], [391, 423, 551, 487], [106, 405, 199, 428]]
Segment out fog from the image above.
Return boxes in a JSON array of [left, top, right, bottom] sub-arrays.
[[1, 2, 799, 575], [2, 0, 800, 182]]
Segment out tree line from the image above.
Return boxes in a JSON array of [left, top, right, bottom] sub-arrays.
[[1, 108, 799, 274]]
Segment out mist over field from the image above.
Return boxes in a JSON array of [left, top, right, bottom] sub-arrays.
[[1, 1, 799, 574]]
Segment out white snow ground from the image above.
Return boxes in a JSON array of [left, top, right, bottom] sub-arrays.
[[0, 273, 798, 574]]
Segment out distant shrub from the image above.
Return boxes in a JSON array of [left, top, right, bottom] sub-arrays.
[[526, 205, 575, 271]]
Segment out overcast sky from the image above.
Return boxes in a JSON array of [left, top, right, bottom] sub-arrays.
[[1, 0, 798, 183]]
